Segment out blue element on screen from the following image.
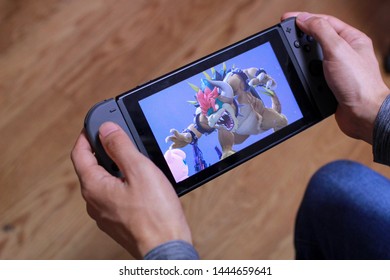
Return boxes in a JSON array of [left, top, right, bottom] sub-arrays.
[[139, 42, 304, 182]]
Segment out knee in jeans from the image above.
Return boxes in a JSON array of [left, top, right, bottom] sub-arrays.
[[305, 160, 366, 205], [310, 160, 364, 188]]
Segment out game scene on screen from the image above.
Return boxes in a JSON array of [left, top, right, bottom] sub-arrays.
[[139, 42, 304, 183]]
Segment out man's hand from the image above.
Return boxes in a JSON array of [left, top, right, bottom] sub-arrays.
[[282, 12, 389, 144], [71, 122, 192, 259]]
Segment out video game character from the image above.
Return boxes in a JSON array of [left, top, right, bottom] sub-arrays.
[[166, 64, 288, 160]]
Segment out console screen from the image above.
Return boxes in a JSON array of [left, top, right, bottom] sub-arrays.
[[138, 41, 304, 183]]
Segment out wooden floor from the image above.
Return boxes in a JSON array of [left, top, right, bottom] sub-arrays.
[[1, 0, 389, 260]]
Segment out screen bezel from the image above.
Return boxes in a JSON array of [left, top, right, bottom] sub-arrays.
[[118, 27, 319, 196]]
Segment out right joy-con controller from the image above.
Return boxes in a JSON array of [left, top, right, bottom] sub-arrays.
[[281, 17, 337, 118]]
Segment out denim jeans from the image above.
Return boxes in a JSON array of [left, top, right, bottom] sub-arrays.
[[295, 160, 390, 259]]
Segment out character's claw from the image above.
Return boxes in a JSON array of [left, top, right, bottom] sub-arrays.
[[257, 72, 265, 81], [265, 80, 273, 89], [249, 71, 277, 90], [165, 129, 192, 149]]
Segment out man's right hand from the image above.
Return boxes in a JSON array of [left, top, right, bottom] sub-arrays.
[[282, 12, 389, 144]]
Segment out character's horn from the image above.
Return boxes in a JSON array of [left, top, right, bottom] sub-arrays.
[[207, 79, 234, 99]]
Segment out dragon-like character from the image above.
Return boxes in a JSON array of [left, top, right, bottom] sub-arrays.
[[165, 65, 288, 160]]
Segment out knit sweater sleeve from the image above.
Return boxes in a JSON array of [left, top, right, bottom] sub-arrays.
[[143, 240, 199, 260], [373, 94, 390, 166]]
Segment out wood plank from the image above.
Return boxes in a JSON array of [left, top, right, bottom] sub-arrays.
[[0, 0, 389, 259]]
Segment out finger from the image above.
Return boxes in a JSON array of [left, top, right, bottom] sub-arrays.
[[288, 12, 359, 35], [170, 129, 181, 137], [282, 12, 363, 38], [171, 143, 180, 149], [71, 130, 101, 178], [294, 13, 350, 58], [280, 12, 344, 57], [71, 130, 114, 189], [165, 136, 176, 143], [281, 11, 300, 21], [165, 129, 177, 143], [172, 129, 192, 142], [296, 13, 367, 49], [166, 129, 183, 143], [99, 122, 143, 177], [325, 16, 373, 54]]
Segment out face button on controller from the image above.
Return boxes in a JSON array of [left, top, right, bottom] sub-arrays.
[[306, 35, 314, 42], [303, 44, 311, 52], [294, 40, 301, 48]]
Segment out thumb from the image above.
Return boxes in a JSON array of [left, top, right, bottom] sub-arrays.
[[295, 13, 345, 59], [99, 122, 142, 176]]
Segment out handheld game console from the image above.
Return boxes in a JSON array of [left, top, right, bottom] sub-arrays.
[[85, 17, 337, 196]]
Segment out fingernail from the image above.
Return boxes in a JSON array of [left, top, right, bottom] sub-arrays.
[[297, 12, 313, 22], [99, 122, 119, 137]]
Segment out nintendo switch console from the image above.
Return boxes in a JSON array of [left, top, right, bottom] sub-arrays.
[[84, 18, 337, 196]]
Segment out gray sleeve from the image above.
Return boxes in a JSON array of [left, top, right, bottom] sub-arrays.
[[373, 94, 390, 166], [143, 240, 200, 260]]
